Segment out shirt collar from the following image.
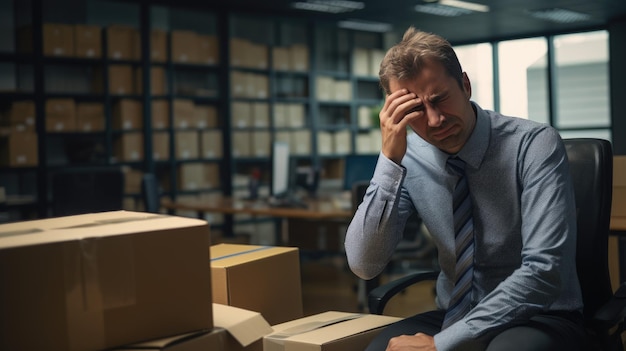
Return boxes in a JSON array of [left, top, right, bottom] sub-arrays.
[[455, 102, 490, 171]]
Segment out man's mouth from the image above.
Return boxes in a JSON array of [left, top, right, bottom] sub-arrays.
[[432, 124, 456, 140]]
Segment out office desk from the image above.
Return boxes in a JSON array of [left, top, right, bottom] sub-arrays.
[[611, 216, 626, 232], [161, 196, 353, 245], [161, 196, 352, 220]]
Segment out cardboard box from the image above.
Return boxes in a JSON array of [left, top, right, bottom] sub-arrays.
[[173, 99, 195, 128], [122, 166, 143, 194], [198, 34, 219, 65], [334, 80, 352, 101], [273, 47, 290, 71], [334, 130, 352, 154], [232, 101, 252, 128], [230, 71, 247, 98], [369, 49, 386, 77], [0, 211, 213, 351], [231, 131, 251, 157], [179, 163, 205, 190], [150, 29, 168, 63], [114, 132, 144, 162], [264, 311, 401, 351], [107, 25, 136, 60], [113, 99, 143, 130], [8, 100, 36, 131], [613, 156, 626, 217], [251, 131, 271, 157], [109, 65, 134, 95], [273, 104, 288, 128], [175, 130, 199, 159], [74, 24, 102, 58], [201, 130, 223, 159], [76, 102, 105, 132], [210, 244, 303, 325], [230, 38, 249, 67], [194, 105, 218, 128], [353, 48, 370, 76], [289, 44, 309, 72], [0, 131, 38, 167], [290, 130, 311, 156], [114, 304, 272, 351], [43, 23, 74, 57], [153, 131, 170, 161], [45, 98, 76, 132], [204, 164, 220, 188], [316, 77, 334, 101], [213, 303, 273, 351], [251, 102, 269, 127], [112, 329, 227, 351], [152, 100, 170, 129], [171, 30, 198, 63], [288, 104, 306, 128]]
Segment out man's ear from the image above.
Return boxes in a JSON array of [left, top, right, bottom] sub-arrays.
[[462, 72, 472, 99]]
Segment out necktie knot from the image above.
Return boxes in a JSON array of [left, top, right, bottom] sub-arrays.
[[447, 157, 466, 176]]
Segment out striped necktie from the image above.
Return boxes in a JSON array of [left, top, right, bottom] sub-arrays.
[[442, 157, 474, 329]]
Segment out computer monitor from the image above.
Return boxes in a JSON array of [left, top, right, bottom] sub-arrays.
[[271, 141, 291, 199], [343, 154, 379, 190]]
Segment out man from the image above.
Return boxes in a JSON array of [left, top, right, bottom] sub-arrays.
[[344, 27, 587, 351]]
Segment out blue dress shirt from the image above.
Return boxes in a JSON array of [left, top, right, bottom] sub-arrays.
[[344, 103, 583, 350]]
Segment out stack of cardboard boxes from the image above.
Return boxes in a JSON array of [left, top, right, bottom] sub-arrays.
[[0, 211, 403, 350]]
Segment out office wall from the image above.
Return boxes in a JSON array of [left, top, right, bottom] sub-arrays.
[[610, 17, 626, 155]]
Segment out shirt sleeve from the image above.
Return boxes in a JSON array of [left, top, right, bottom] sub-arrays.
[[344, 153, 413, 280], [435, 128, 579, 350]]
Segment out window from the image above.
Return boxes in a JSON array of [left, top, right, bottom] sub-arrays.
[[553, 31, 611, 140], [498, 38, 549, 122], [454, 43, 494, 110]]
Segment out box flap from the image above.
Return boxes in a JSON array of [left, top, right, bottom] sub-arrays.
[[265, 312, 401, 348], [213, 303, 273, 347]]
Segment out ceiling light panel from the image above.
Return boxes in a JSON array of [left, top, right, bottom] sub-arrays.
[[291, 0, 364, 14], [415, 0, 489, 17], [527, 8, 592, 24]]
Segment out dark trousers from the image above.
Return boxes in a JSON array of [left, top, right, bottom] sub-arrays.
[[365, 310, 589, 351]]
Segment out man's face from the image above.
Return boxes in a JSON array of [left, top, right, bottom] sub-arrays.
[[388, 60, 475, 154]]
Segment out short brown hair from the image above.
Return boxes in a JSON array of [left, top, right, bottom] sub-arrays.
[[379, 27, 464, 94]]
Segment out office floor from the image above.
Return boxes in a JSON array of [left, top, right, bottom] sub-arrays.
[[299, 254, 437, 318]]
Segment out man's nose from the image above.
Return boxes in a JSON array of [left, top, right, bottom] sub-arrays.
[[426, 107, 444, 128]]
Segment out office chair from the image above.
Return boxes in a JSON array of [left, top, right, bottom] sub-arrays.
[[141, 173, 160, 213], [51, 166, 124, 217], [368, 138, 626, 350]]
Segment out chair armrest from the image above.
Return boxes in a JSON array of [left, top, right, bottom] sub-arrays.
[[368, 270, 439, 315], [592, 282, 626, 330]]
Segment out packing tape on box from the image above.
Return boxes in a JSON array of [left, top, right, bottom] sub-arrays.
[[210, 245, 273, 261], [269, 314, 363, 339], [64, 235, 136, 350]]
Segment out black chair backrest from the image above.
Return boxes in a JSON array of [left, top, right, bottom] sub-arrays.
[[141, 173, 160, 213], [51, 166, 124, 217], [565, 138, 613, 326]]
